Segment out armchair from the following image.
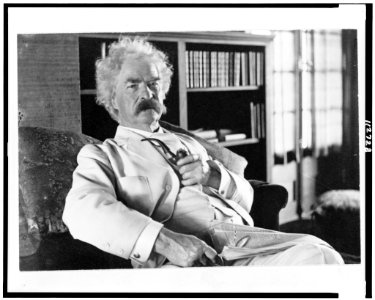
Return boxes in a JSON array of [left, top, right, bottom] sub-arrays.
[[18, 124, 288, 271]]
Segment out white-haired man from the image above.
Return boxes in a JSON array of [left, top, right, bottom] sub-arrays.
[[62, 36, 344, 268]]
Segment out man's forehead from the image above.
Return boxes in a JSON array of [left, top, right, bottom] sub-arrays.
[[120, 57, 160, 79]]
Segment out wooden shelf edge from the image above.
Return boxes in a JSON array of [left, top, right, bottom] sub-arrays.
[[82, 86, 262, 95], [78, 32, 274, 44], [187, 86, 261, 92]]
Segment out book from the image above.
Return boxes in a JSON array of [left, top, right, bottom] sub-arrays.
[[206, 51, 210, 88], [192, 129, 217, 140], [193, 51, 198, 88], [224, 52, 229, 87], [210, 51, 216, 87], [257, 103, 261, 138], [189, 50, 194, 88], [199, 51, 203, 88], [207, 138, 219, 144], [240, 52, 246, 86], [250, 102, 255, 138], [261, 103, 266, 138], [224, 133, 247, 141], [202, 50, 206, 88], [185, 51, 190, 88], [256, 52, 260, 86], [229, 52, 234, 86], [234, 52, 241, 86], [210, 51, 217, 87], [218, 52, 223, 87], [260, 52, 264, 86], [249, 51, 254, 86]]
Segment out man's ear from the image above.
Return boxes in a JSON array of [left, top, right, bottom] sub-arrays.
[[112, 97, 119, 110]]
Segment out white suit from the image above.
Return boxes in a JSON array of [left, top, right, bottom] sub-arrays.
[[63, 126, 344, 268], [63, 126, 254, 267]]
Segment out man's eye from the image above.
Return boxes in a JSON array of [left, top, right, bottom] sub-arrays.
[[149, 81, 160, 88], [127, 84, 138, 89]]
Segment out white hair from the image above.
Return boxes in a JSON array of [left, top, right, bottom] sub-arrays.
[[95, 36, 173, 121]]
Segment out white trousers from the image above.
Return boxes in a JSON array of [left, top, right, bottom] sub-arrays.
[[232, 243, 344, 266], [162, 222, 344, 267]]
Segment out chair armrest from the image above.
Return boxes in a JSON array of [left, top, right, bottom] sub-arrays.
[[249, 180, 288, 230]]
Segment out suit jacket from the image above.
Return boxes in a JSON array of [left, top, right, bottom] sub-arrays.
[[62, 126, 253, 267]]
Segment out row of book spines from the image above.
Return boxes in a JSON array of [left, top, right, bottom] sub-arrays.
[[185, 50, 264, 89], [250, 102, 266, 139]]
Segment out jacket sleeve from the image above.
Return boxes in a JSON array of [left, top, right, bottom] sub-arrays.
[[209, 159, 254, 214], [183, 133, 254, 214], [62, 144, 163, 263]]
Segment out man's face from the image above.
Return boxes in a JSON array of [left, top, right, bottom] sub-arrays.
[[113, 56, 166, 130]]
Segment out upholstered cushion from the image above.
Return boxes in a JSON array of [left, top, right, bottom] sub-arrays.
[[160, 121, 248, 176], [313, 189, 360, 256], [19, 127, 100, 256]]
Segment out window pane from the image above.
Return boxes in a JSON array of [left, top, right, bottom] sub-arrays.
[[326, 33, 342, 70], [314, 72, 326, 109], [302, 72, 312, 110], [314, 32, 326, 71], [282, 73, 296, 112], [274, 112, 284, 155], [284, 112, 295, 152], [273, 33, 283, 71], [315, 109, 328, 153], [301, 31, 313, 68], [305, 31, 313, 66], [302, 110, 312, 149], [327, 108, 343, 146], [326, 72, 343, 109], [273, 72, 283, 113], [281, 31, 296, 71]]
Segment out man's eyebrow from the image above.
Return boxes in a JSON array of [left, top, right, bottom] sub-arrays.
[[125, 78, 142, 83], [124, 77, 160, 83]]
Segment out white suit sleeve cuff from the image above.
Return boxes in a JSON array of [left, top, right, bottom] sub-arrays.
[[209, 160, 233, 198], [129, 220, 164, 264]]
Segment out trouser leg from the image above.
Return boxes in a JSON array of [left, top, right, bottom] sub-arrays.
[[233, 243, 344, 266], [208, 222, 344, 266]]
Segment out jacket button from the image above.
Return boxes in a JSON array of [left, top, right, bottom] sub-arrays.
[[133, 253, 140, 259], [220, 190, 225, 195], [165, 185, 171, 191]]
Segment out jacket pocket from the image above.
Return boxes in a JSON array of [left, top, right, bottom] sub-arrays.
[[117, 176, 155, 216]]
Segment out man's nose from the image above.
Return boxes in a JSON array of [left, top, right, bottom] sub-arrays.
[[139, 83, 154, 100]]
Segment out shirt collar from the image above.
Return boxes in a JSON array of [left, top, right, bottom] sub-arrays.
[[114, 125, 164, 145]]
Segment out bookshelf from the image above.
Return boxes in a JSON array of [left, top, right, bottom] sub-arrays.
[[78, 32, 274, 181]]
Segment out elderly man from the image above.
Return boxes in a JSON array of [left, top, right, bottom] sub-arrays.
[[62, 36, 343, 268]]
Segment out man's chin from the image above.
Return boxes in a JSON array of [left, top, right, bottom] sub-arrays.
[[138, 109, 162, 121]]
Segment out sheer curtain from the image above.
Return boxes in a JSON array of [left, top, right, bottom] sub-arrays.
[[272, 30, 344, 221], [313, 31, 343, 156], [272, 30, 343, 164]]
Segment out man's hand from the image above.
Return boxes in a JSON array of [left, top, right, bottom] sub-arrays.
[[153, 227, 218, 267], [177, 155, 221, 189]]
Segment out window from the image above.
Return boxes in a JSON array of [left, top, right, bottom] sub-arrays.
[[313, 30, 343, 156], [273, 31, 297, 164], [272, 30, 343, 164]]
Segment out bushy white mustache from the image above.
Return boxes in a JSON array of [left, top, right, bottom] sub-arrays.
[[136, 99, 167, 115]]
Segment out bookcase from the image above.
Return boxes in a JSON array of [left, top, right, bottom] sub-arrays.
[[78, 32, 274, 181]]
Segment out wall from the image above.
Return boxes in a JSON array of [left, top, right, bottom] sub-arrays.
[[18, 34, 81, 132]]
